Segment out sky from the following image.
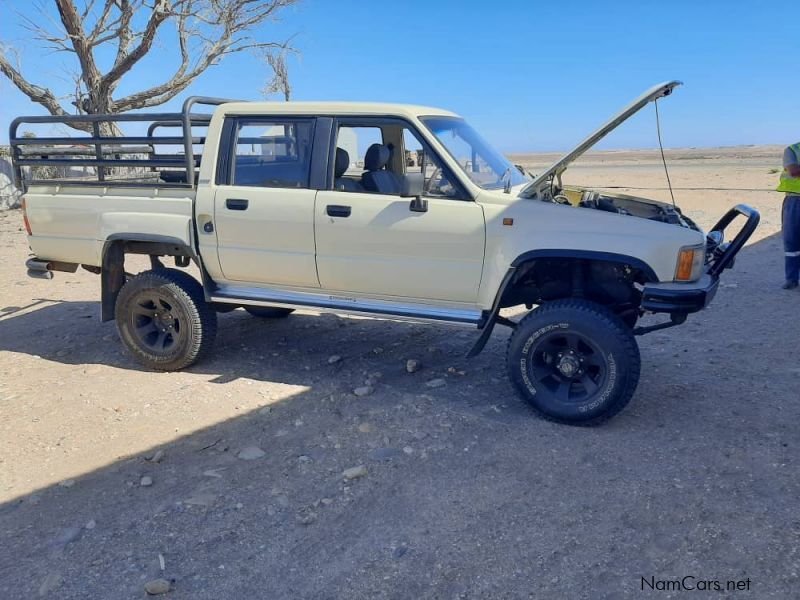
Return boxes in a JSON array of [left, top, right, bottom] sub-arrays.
[[0, 0, 798, 151]]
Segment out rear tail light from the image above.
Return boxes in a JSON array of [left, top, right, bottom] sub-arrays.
[[21, 197, 32, 235]]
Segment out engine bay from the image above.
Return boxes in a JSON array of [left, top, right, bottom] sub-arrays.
[[539, 184, 700, 230]]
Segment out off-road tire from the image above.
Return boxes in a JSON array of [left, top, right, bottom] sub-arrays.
[[244, 306, 294, 319], [115, 269, 217, 371], [507, 299, 640, 426]]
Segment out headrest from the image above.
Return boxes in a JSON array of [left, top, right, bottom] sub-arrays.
[[364, 143, 390, 171], [335, 147, 349, 178]]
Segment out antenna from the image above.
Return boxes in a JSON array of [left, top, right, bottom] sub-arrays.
[[654, 98, 676, 208]]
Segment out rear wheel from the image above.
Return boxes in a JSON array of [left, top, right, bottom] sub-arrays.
[[244, 306, 294, 319], [507, 299, 640, 426], [115, 269, 217, 371]]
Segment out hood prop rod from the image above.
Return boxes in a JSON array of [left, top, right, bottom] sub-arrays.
[[655, 98, 676, 209]]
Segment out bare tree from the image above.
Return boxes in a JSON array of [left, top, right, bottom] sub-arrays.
[[261, 49, 292, 101], [0, 0, 299, 133]]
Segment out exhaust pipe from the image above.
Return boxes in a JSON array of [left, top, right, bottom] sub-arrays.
[[26, 258, 54, 280]]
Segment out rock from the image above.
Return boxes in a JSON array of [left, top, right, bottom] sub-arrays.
[[321, 498, 333, 506], [426, 378, 446, 388], [183, 492, 217, 507], [358, 422, 374, 433], [353, 386, 373, 397], [85, 519, 96, 530], [53, 526, 82, 547], [403, 446, 414, 455], [406, 359, 422, 373], [328, 355, 342, 364], [393, 546, 408, 559], [368, 447, 402, 461], [295, 510, 317, 525], [342, 465, 367, 480], [58, 479, 75, 488], [238, 446, 266, 460], [144, 578, 171, 595], [140, 476, 153, 487], [38, 572, 61, 596], [150, 450, 165, 463]]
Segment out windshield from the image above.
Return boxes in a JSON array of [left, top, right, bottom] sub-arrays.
[[420, 116, 528, 190]]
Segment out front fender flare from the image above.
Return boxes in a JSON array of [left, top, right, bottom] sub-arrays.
[[467, 250, 658, 357]]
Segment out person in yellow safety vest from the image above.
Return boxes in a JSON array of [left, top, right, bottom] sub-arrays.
[[777, 142, 800, 289]]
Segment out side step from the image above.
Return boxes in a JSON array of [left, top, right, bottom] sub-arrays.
[[211, 285, 484, 325]]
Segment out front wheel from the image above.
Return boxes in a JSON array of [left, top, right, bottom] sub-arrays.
[[507, 299, 640, 426], [115, 269, 217, 371]]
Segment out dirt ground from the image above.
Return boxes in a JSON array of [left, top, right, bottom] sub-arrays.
[[1, 146, 798, 599]]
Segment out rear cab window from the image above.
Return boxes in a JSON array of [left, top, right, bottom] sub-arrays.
[[232, 119, 314, 188]]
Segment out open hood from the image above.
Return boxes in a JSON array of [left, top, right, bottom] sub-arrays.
[[520, 80, 682, 198]]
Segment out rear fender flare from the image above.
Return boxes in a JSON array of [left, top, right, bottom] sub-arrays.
[[100, 234, 208, 322]]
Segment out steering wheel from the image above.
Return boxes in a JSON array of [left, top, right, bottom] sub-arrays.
[[424, 166, 442, 194]]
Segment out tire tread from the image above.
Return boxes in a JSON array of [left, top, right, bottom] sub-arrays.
[[506, 299, 640, 426]]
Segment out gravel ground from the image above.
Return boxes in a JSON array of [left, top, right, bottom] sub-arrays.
[[0, 148, 798, 598]]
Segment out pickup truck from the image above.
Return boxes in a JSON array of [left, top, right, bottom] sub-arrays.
[[9, 81, 759, 426]]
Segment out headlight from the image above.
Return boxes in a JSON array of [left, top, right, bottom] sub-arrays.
[[674, 244, 705, 282]]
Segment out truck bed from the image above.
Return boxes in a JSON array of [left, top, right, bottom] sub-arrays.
[[24, 186, 196, 267]]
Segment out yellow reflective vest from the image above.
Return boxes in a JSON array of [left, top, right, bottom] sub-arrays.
[[777, 143, 800, 194]]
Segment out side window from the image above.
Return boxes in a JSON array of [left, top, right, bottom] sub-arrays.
[[333, 126, 383, 191], [402, 128, 462, 199], [232, 119, 313, 188]]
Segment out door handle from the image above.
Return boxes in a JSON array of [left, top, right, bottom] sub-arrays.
[[226, 198, 249, 211], [326, 205, 351, 218]]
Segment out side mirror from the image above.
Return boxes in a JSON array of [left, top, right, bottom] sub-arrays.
[[401, 172, 427, 213], [401, 172, 424, 198]]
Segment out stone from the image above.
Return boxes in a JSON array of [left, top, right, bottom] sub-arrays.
[[140, 476, 153, 487], [150, 450, 165, 463], [358, 422, 374, 433], [426, 378, 446, 388], [183, 492, 217, 507], [406, 359, 422, 373], [238, 446, 266, 460], [144, 578, 171, 595], [342, 465, 367, 480], [38, 572, 61, 597], [85, 519, 96, 530], [328, 355, 342, 364], [353, 386, 373, 397], [58, 479, 75, 488], [403, 446, 414, 455], [368, 447, 402, 461]]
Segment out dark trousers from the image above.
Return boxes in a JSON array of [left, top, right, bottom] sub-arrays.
[[783, 195, 800, 282]]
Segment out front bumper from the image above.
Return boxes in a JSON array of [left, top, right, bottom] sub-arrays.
[[641, 203, 759, 316], [642, 274, 719, 314]]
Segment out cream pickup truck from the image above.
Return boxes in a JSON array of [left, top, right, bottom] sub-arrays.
[[10, 81, 758, 425]]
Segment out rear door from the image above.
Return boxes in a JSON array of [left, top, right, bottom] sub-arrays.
[[213, 116, 320, 287]]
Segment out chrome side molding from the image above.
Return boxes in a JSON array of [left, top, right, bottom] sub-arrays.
[[211, 284, 483, 325]]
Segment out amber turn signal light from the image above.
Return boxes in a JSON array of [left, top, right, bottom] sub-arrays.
[[674, 246, 703, 281]]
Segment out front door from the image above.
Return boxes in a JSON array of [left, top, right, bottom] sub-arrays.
[[314, 121, 485, 303], [214, 117, 319, 287]]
